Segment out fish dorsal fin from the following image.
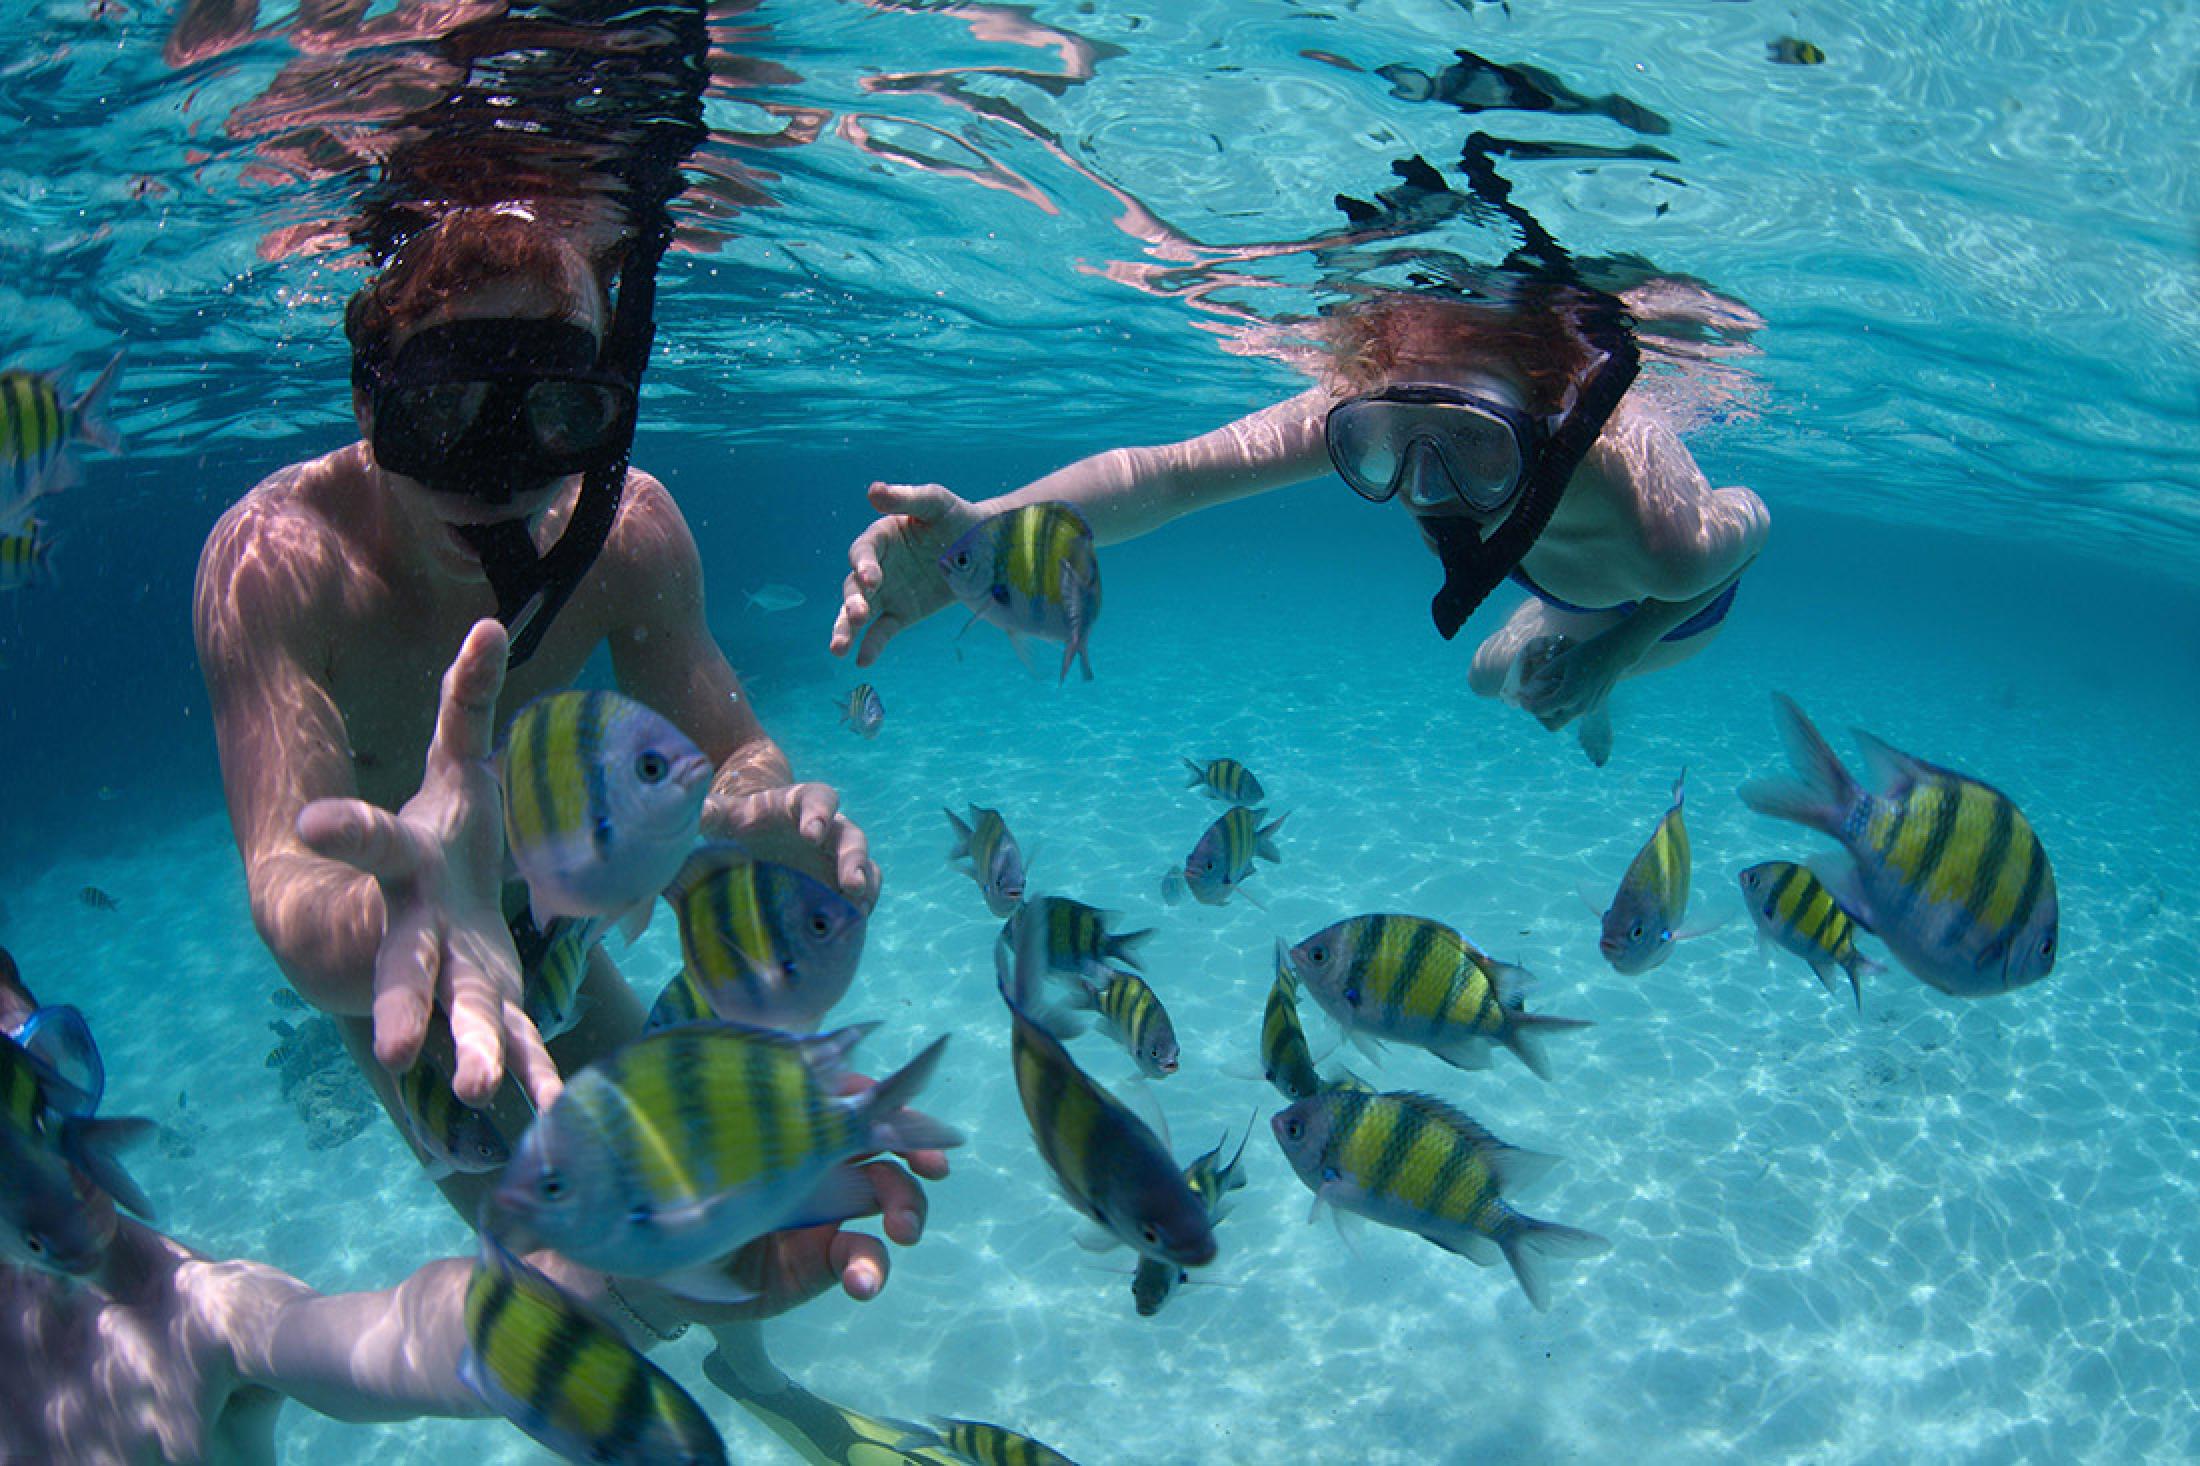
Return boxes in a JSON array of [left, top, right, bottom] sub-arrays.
[[1850, 728, 1931, 797]]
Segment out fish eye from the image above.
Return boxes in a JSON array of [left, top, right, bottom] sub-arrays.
[[809, 913, 832, 936], [635, 750, 670, 783], [1282, 1117, 1303, 1141], [1630, 922, 1645, 940], [2039, 935, 2055, 957], [23, 1233, 46, 1257], [537, 1169, 568, 1202], [1140, 1223, 1162, 1246], [953, 551, 970, 569], [1308, 945, 1327, 965]]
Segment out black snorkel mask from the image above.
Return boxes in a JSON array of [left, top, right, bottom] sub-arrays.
[[365, 319, 636, 506]]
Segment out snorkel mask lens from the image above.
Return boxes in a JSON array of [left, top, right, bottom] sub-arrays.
[[366, 319, 636, 504], [1325, 385, 1536, 517]]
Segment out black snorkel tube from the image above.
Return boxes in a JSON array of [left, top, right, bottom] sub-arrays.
[[1421, 133, 1642, 640]]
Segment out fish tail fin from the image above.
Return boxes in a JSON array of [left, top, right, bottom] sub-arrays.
[[33, 530, 59, 588], [1504, 1010, 1593, 1082], [1843, 951, 1885, 1010], [1671, 766, 1687, 811], [1740, 694, 1855, 835], [1806, 958, 1842, 1000], [1256, 811, 1288, 863], [61, 1115, 158, 1219], [1182, 758, 1207, 789], [1498, 1211, 1611, 1312], [1160, 868, 1187, 906], [1060, 557, 1096, 684], [1106, 925, 1155, 969], [70, 352, 124, 455], [943, 807, 973, 859], [862, 1035, 964, 1152]]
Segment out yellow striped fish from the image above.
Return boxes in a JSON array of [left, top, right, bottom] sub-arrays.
[[519, 915, 605, 1042], [945, 804, 1027, 917], [1258, 952, 1369, 1103], [395, 1022, 510, 1178], [1069, 968, 1178, 1077], [996, 897, 1151, 985], [0, 355, 122, 528], [1272, 1088, 1609, 1312], [1286, 917, 1590, 1080], [931, 1418, 1082, 1466], [1600, 769, 1692, 973], [500, 690, 713, 931], [6, 1003, 101, 1117], [1168, 806, 1285, 907], [1741, 694, 2058, 997], [1133, 1125, 1251, 1316], [938, 501, 1100, 682], [838, 683, 884, 739], [651, 845, 866, 1032], [995, 951, 1213, 1267], [460, 1231, 727, 1465], [1738, 860, 1884, 1009], [1181, 756, 1264, 806], [0, 522, 54, 591], [494, 1022, 959, 1288]]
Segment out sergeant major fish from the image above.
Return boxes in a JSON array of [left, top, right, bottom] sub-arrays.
[[0, 522, 55, 592], [945, 804, 1027, 917], [1258, 954, 1367, 1103], [396, 1022, 510, 1179], [1600, 769, 1693, 973], [1181, 756, 1264, 806], [649, 845, 866, 1032], [495, 1022, 959, 1292], [1738, 860, 1883, 1009], [1272, 1087, 1609, 1311], [1, 354, 122, 528], [520, 915, 606, 1043], [996, 897, 1152, 985], [931, 1417, 1083, 1466], [1063, 968, 1179, 1078], [1133, 1124, 1251, 1317], [1740, 694, 2057, 997], [461, 1229, 727, 1465], [838, 683, 884, 739], [1285, 918, 1590, 1080], [939, 501, 1100, 683], [500, 690, 713, 935], [995, 937, 1214, 1268], [1163, 806, 1285, 908]]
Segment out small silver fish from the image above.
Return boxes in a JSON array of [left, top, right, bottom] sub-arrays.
[[945, 805, 1026, 917], [744, 583, 807, 613], [839, 684, 884, 739]]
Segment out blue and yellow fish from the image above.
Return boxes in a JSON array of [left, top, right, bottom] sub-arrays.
[[995, 945, 1214, 1268], [1741, 694, 2057, 997], [1738, 860, 1884, 1009], [396, 1023, 510, 1179], [1181, 756, 1264, 806], [1165, 806, 1286, 908], [0, 522, 55, 592], [945, 804, 1028, 917], [520, 915, 605, 1043], [939, 501, 1100, 682], [1133, 1124, 1251, 1316], [500, 690, 714, 932], [931, 1417, 1083, 1466], [1, 354, 122, 528], [1285, 919, 1590, 1080], [460, 1230, 727, 1465], [650, 845, 866, 1032], [838, 683, 884, 739], [1258, 954, 1368, 1103], [495, 1022, 959, 1290], [1272, 1087, 1608, 1311], [1065, 968, 1179, 1078], [996, 897, 1151, 985], [1600, 770, 1692, 973]]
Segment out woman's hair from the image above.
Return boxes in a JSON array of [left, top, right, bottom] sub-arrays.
[[345, 206, 607, 382], [1319, 284, 1613, 418]]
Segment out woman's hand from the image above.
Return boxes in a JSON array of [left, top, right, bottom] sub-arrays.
[[828, 481, 984, 667], [1515, 629, 1633, 733], [295, 620, 560, 1111]]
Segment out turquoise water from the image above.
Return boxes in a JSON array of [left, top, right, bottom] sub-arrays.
[[4, 0, 2199, 1462]]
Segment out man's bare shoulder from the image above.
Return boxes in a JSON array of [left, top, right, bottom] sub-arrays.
[[195, 446, 374, 651]]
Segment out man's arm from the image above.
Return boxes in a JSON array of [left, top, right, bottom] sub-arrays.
[[193, 489, 387, 1016], [606, 475, 875, 902]]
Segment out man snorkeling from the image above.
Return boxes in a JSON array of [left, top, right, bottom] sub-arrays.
[[831, 277, 1767, 766], [195, 205, 943, 1349]]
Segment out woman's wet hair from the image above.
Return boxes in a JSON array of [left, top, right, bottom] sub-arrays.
[[1320, 284, 1611, 418], [346, 207, 608, 386]]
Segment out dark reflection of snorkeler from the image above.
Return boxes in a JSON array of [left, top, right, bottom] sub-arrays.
[[174, 2, 955, 1460]]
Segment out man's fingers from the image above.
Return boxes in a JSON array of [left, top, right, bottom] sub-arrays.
[[793, 784, 841, 844], [500, 998, 563, 1112], [299, 799, 417, 883], [829, 1229, 889, 1302], [829, 583, 868, 657], [442, 955, 508, 1107], [854, 612, 903, 669], [863, 1159, 928, 1245], [429, 619, 509, 768], [867, 479, 955, 523], [369, 907, 439, 1073]]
